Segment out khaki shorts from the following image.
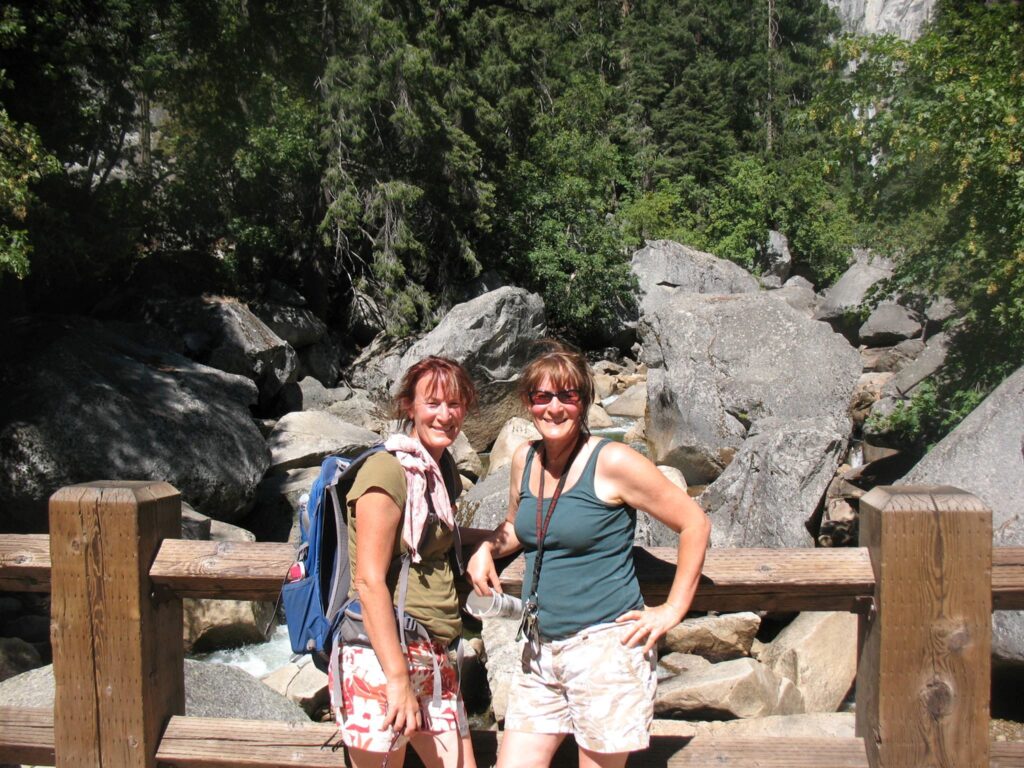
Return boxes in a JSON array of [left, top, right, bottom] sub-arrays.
[[504, 622, 657, 753], [330, 639, 469, 753]]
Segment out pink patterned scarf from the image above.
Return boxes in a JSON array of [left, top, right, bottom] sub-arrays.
[[383, 433, 456, 562]]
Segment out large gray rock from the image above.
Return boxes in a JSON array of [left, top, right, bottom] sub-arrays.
[[261, 656, 329, 717], [814, 250, 895, 333], [759, 612, 858, 713], [347, 287, 546, 450], [266, 411, 379, 474], [700, 418, 848, 548], [325, 389, 383, 432], [296, 330, 344, 387], [351, 287, 546, 392], [663, 613, 761, 662], [141, 295, 298, 404], [184, 596, 276, 654], [631, 241, 759, 304], [488, 418, 541, 475], [275, 377, 353, 413], [605, 381, 647, 418], [0, 316, 270, 530], [347, 287, 386, 346], [764, 231, 793, 282], [458, 465, 512, 530], [860, 340, 923, 374], [655, 657, 804, 719], [247, 466, 320, 543], [642, 292, 860, 485], [885, 331, 950, 396], [769, 283, 818, 318], [826, 0, 936, 40], [480, 616, 521, 723], [251, 301, 327, 349], [450, 431, 484, 482], [858, 301, 922, 347], [0, 660, 309, 722], [0, 637, 42, 682], [901, 365, 1024, 666]]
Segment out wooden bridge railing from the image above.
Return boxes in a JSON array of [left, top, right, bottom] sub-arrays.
[[0, 481, 1023, 767]]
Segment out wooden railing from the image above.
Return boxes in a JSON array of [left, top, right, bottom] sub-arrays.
[[0, 481, 1023, 767]]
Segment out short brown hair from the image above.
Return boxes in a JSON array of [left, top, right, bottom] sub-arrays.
[[518, 342, 595, 431], [393, 356, 478, 426]]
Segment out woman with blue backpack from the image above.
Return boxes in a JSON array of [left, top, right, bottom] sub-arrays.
[[466, 343, 710, 768], [335, 356, 478, 768]]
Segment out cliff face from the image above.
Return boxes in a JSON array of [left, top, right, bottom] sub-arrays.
[[826, 0, 936, 40]]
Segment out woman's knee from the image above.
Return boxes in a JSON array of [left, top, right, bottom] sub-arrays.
[[495, 731, 565, 768], [410, 730, 476, 768]]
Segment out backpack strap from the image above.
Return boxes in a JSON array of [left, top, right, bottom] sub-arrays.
[[439, 449, 465, 575], [323, 445, 389, 628]]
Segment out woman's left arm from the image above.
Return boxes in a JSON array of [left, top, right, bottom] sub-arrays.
[[599, 443, 711, 652]]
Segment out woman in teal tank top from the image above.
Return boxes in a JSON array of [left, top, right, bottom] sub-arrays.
[[467, 343, 711, 768]]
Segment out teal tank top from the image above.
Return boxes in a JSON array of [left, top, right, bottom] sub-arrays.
[[514, 439, 643, 639]]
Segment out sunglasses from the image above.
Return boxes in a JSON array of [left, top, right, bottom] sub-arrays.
[[529, 389, 582, 406]]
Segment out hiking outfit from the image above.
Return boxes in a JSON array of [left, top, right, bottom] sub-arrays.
[[504, 439, 657, 753], [331, 445, 468, 752]]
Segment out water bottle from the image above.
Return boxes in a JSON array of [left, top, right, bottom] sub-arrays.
[[464, 590, 523, 619]]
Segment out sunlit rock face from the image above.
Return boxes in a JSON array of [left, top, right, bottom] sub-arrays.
[[826, 0, 936, 40]]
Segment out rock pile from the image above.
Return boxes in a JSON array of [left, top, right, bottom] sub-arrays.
[[2, 234, 1020, 731]]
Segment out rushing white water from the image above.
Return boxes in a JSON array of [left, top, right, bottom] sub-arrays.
[[192, 624, 294, 678]]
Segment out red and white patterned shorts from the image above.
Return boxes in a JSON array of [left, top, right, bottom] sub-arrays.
[[329, 639, 468, 753]]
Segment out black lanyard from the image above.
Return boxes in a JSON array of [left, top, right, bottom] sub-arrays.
[[527, 435, 586, 604]]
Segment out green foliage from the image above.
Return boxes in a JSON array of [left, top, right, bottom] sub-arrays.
[[0, 101, 59, 279], [0, 0, 856, 342], [152, 2, 328, 294], [816, 2, 1024, 392], [618, 178, 707, 247], [319, 0, 496, 334], [866, 380, 984, 457]]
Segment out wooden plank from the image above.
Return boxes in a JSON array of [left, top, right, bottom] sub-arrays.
[[991, 743, 1024, 768], [49, 485, 102, 767], [993, 546, 1024, 610], [0, 533, 51, 591], [857, 485, 992, 768], [5, 530, 1021, 609], [3, 710, 1021, 768], [637, 736, 870, 767], [49, 481, 185, 768], [156, 716, 346, 766], [0, 706, 55, 765], [148, 541, 877, 610], [156, 718, 869, 768]]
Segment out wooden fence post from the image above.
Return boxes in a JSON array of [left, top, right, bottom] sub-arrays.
[[49, 481, 184, 767], [856, 485, 991, 768]]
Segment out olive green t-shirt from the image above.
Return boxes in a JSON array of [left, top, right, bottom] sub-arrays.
[[345, 451, 462, 643]]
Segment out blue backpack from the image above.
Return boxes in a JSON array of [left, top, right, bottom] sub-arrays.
[[281, 445, 385, 671], [281, 445, 462, 675]]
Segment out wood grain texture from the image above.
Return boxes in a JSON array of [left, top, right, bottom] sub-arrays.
[[49, 481, 184, 768], [0, 706, 55, 765], [857, 485, 992, 768], [5, 535, 1023, 608], [0, 533, 50, 591], [4, 709, 1023, 768]]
